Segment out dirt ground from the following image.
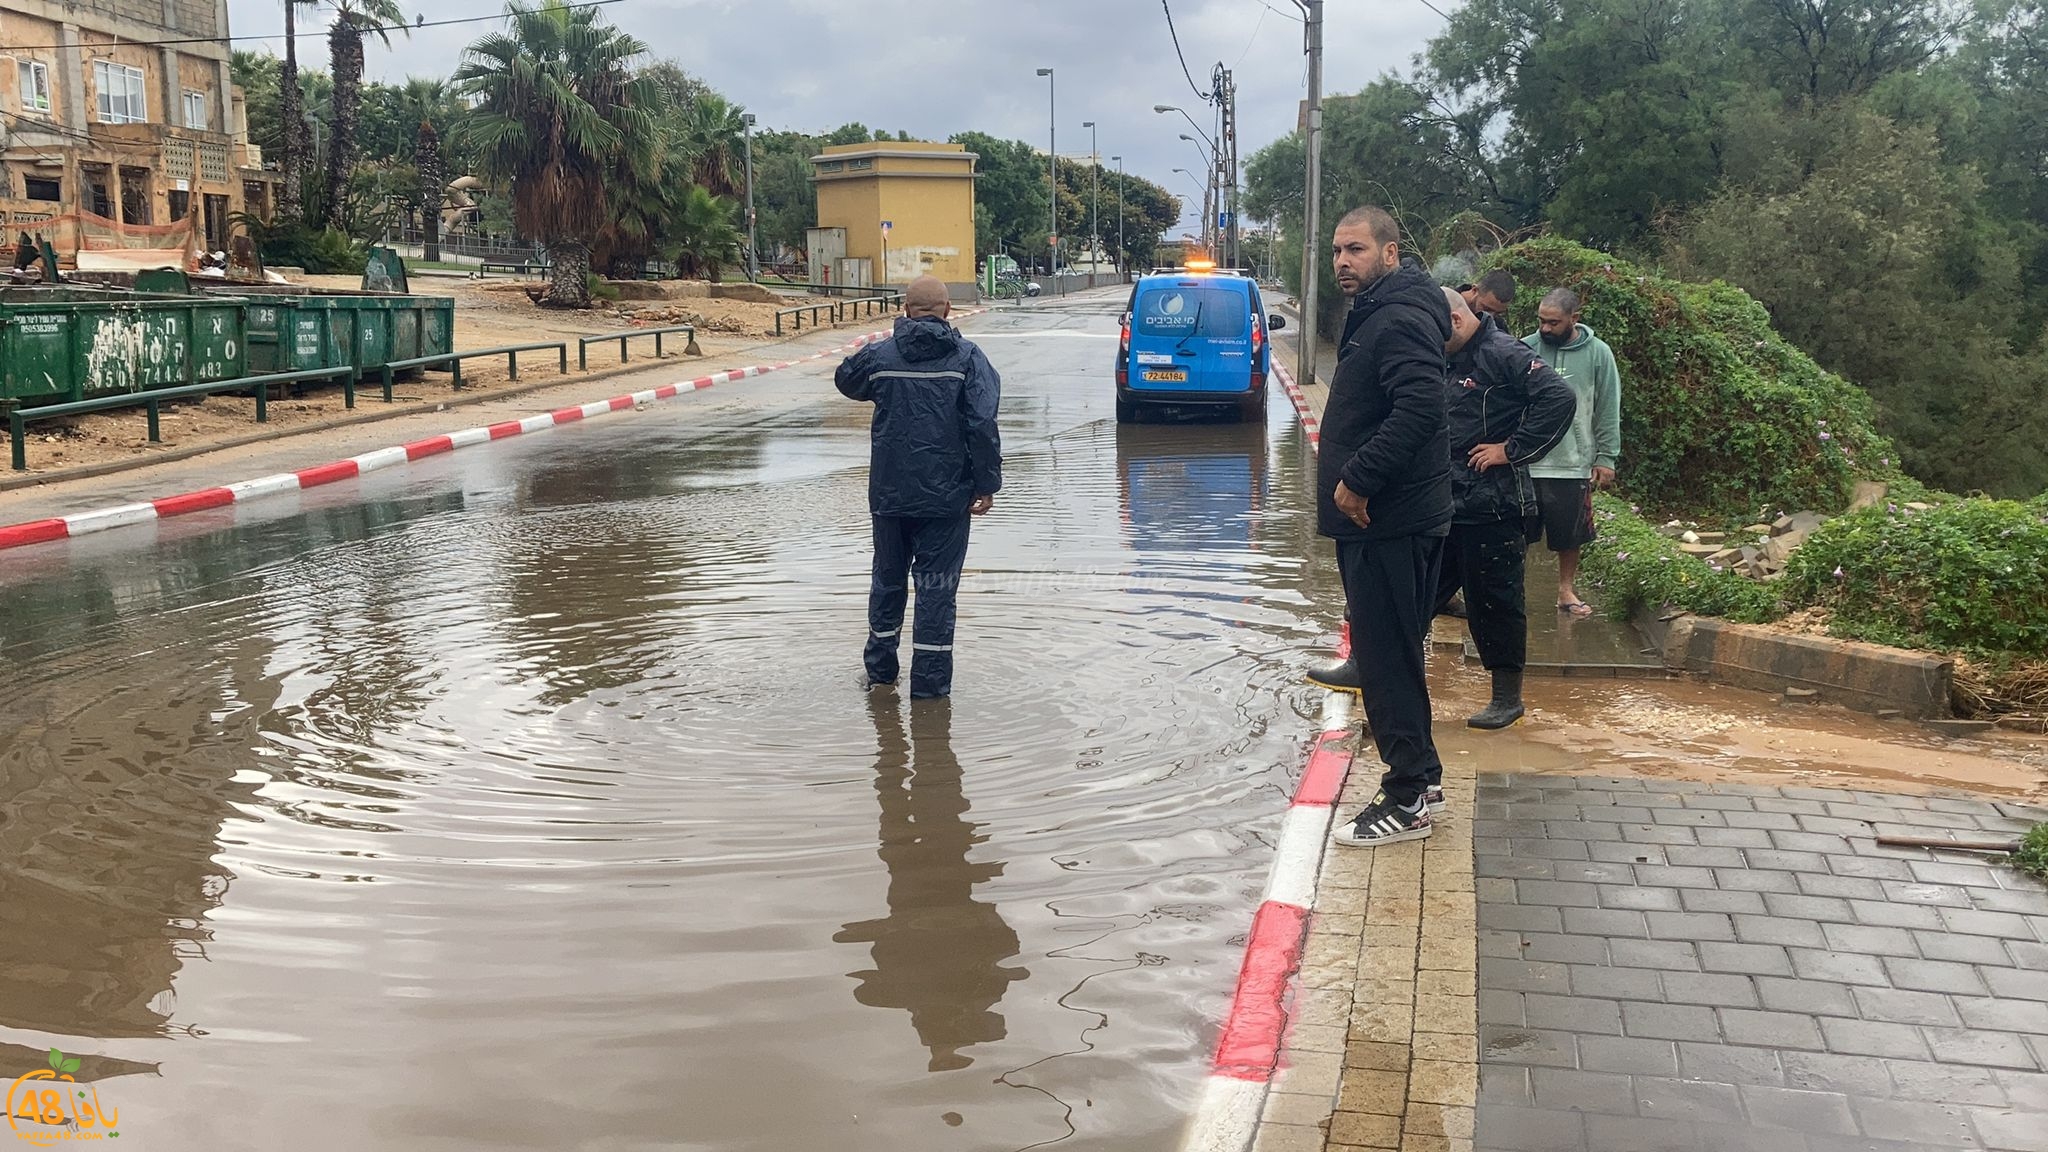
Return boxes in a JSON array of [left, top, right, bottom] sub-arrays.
[[4, 276, 851, 478]]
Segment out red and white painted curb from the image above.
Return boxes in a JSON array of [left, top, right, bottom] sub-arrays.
[[1181, 358, 1355, 1152], [0, 313, 982, 555]]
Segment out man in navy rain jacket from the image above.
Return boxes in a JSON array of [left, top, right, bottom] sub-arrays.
[[835, 276, 1002, 699]]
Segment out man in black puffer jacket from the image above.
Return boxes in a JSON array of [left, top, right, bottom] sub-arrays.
[[1436, 288, 1576, 731], [1307, 207, 1455, 848], [836, 276, 1003, 699]]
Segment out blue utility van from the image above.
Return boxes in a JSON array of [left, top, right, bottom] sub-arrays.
[[1115, 267, 1284, 424]]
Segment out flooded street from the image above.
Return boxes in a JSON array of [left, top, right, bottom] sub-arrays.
[[2, 290, 2042, 1151]]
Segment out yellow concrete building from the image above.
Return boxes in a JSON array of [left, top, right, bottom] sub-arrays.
[[810, 141, 976, 290]]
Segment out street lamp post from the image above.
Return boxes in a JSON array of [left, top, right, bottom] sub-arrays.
[[1111, 154, 1123, 274], [741, 111, 759, 282], [1290, 0, 1326, 390], [1035, 68, 1058, 290], [1172, 168, 1210, 251], [1082, 120, 1098, 278]]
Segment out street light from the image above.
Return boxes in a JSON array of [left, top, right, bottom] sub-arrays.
[[1082, 120, 1098, 276], [1036, 68, 1057, 287], [1111, 154, 1124, 274], [1154, 104, 1215, 151], [1179, 133, 1214, 169], [741, 111, 758, 282]]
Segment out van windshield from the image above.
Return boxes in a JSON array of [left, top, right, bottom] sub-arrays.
[[1134, 286, 1249, 339]]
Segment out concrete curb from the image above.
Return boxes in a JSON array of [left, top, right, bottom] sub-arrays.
[[1652, 611, 1956, 719]]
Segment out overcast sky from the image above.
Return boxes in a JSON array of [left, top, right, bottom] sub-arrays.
[[222, 0, 1447, 237]]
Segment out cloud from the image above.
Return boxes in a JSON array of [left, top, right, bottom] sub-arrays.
[[224, 0, 1445, 234]]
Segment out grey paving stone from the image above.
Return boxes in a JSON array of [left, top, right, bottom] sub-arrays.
[[1849, 899, 1945, 930], [1798, 815, 1881, 837], [1851, 838, 1940, 861], [1509, 802, 1609, 821], [1969, 1106, 2048, 1152], [1476, 1104, 1587, 1152], [1685, 794, 1762, 812], [1798, 873, 1889, 900], [1884, 957, 1990, 995], [1614, 938, 1702, 970], [1678, 1041, 1785, 1086], [1478, 818, 1551, 840], [1578, 1035, 1679, 1077], [1915, 930, 2015, 965], [1784, 1051, 1897, 1097], [1718, 869, 1805, 894], [1820, 1017, 1932, 1059], [1957, 997, 2048, 1035], [1923, 796, 1999, 815], [1972, 887, 2048, 915], [1764, 893, 1859, 923], [1829, 856, 1917, 881], [2008, 940, 2048, 970], [1480, 875, 1521, 901], [1747, 849, 1834, 873], [1923, 1027, 2041, 1070], [1484, 957, 1575, 994], [1511, 838, 1595, 861], [1821, 923, 1922, 957], [1481, 904, 1566, 933], [1628, 824, 1705, 846], [1532, 1067, 1639, 1115], [1908, 861, 2005, 889], [1727, 811, 1804, 831], [1634, 1076, 1746, 1124], [1549, 821, 1626, 842], [1527, 992, 1624, 1036], [1483, 929, 1527, 959], [1701, 942, 1796, 976], [1590, 840, 1667, 865], [1740, 1084, 1858, 1135], [1940, 907, 2038, 939], [1481, 855, 1559, 880], [1698, 828, 1777, 850], [1846, 1097, 1979, 1146], [1806, 1134, 1969, 1152], [1681, 888, 1770, 915], [1634, 864, 1721, 890], [1736, 914, 1830, 948], [1582, 1114, 1699, 1152], [1668, 845, 1750, 869], [1662, 971, 1761, 1008], [1554, 861, 1643, 885], [1993, 1068, 2048, 1111], [1850, 987, 1962, 1027], [1599, 884, 1683, 912], [1912, 807, 1997, 830], [1481, 1024, 1582, 1068], [1570, 963, 1666, 1002], [1520, 879, 1605, 908], [1720, 1008, 1827, 1051], [1655, 809, 1729, 829], [1647, 911, 1738, 942], [1622, 1002, 1723, 1042], [1791, 948, 1893, 987], [1478, 836, 1515, 856], [1771, 830, 1854, 855], [1480, 1063, 1534, 1106], [1757, 977, 1860, 1018], [1482, 989, 1527, 1025], [1881, 880, 1976, 907], [1564, 907, 1651, 937], [1757, 797, 1833, 815], [1519, 932, 1614, 965], [1887, 1060, 2010, 1106]]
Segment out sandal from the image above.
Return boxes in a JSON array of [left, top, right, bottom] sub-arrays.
[[1558, 600, 1595, 618]]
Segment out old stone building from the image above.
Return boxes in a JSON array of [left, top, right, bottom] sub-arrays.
[[0, 0, 278, 262]]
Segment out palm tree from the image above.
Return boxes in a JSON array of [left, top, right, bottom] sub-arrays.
[[279, 0, 319, 219], [399, 78, 453, 261], [668, 187, 742, 281], [680, 92, 747, 199], [454, 0, 657, 307], [323, 0, 409, 231]]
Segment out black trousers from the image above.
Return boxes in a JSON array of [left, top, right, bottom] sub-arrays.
[[866, 514, 973, 698], [1335, 533, 1446, 806], [1435, 518, 1528, 674]]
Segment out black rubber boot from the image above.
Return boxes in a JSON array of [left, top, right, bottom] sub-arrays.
[[1466, 670, 1526, 730], [1306, 658, 1363, 695]]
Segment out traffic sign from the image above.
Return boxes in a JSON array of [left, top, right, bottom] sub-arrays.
[[881, 220, 892, 234], [1218, 212, 1235, 229]]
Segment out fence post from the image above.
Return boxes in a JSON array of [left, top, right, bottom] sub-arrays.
[[344, 370, 357, 410], [10, 411, 24, 471], [255, 383, 268, 424], [578, 338, 588, 371], [619, 335, 629, 364], [558, 344, 568, 374], [508, 350, 519, 382], [382, 364, 394, 403], [452, 359, 464, 390], [147, 397, 161, 443]]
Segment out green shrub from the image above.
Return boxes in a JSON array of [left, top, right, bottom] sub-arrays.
[[2014, 824, 2048, 881], [1487, 239, 1900, 519], [587, 274, 621, 302], [247, 220, 368, 276], [1580, 494, 1784, 624], [1785, 499, 2048, 659]]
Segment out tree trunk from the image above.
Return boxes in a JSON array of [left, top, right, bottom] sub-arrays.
[[545, 241, 592, 308], [324, 19, 365, 232], [415, 121, 442, 262], [279, 0, 305, 220]]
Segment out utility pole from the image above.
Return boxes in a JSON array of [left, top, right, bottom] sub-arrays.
[[1036, 68, 1058, 289], [741, 112, 759, 281], [1083, 121, 1099, 276], [1294, 0, 1325, 391], [1112, 155, 1124, 275], [1217, 66, 1241, 271]]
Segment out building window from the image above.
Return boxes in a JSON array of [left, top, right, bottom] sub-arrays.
[[17, 61, 50, 114], [183, 90, 209, 130], [93, 61, 148, 125], [24, 175, 61, 202]]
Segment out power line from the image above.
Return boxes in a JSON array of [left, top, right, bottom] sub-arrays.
[[1413, 0, 1456, 21], [1161, 0, 1215, 104], [0, 0, 625, 54], [1235, 4, 1270, 67]]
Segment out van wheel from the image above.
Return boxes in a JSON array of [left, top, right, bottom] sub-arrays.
[[1116, 399, 1138, 424], [1237, 391, 1267, 424]]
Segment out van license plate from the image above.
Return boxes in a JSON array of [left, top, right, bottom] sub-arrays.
[[1143, 369, 1188, 382]]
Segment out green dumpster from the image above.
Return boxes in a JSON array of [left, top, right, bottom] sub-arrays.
[[198, 287, 454, 378], [0, 288, 248, 407]]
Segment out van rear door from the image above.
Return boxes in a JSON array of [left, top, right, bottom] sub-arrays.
[[1129, 282, 1253, 395]]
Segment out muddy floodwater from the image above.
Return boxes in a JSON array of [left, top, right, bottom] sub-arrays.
[[1, 293, 2041, 1151]]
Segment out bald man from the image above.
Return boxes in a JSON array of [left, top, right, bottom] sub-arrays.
[[836, 276, 1003, 699]]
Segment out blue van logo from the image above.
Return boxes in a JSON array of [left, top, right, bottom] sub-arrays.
[[1145, 292, 1198, 330]]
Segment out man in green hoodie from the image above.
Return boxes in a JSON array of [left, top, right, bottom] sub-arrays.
[[1523, 288, 1621, 617]]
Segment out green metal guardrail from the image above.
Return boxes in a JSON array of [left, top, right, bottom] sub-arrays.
[[9, 367, 355, 470], [772, 292, 904, 336], [758, 279, 903, 300], [576, 324, 699, 370], [479, 260, 550, 277], [374, 342, 570, 401]]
